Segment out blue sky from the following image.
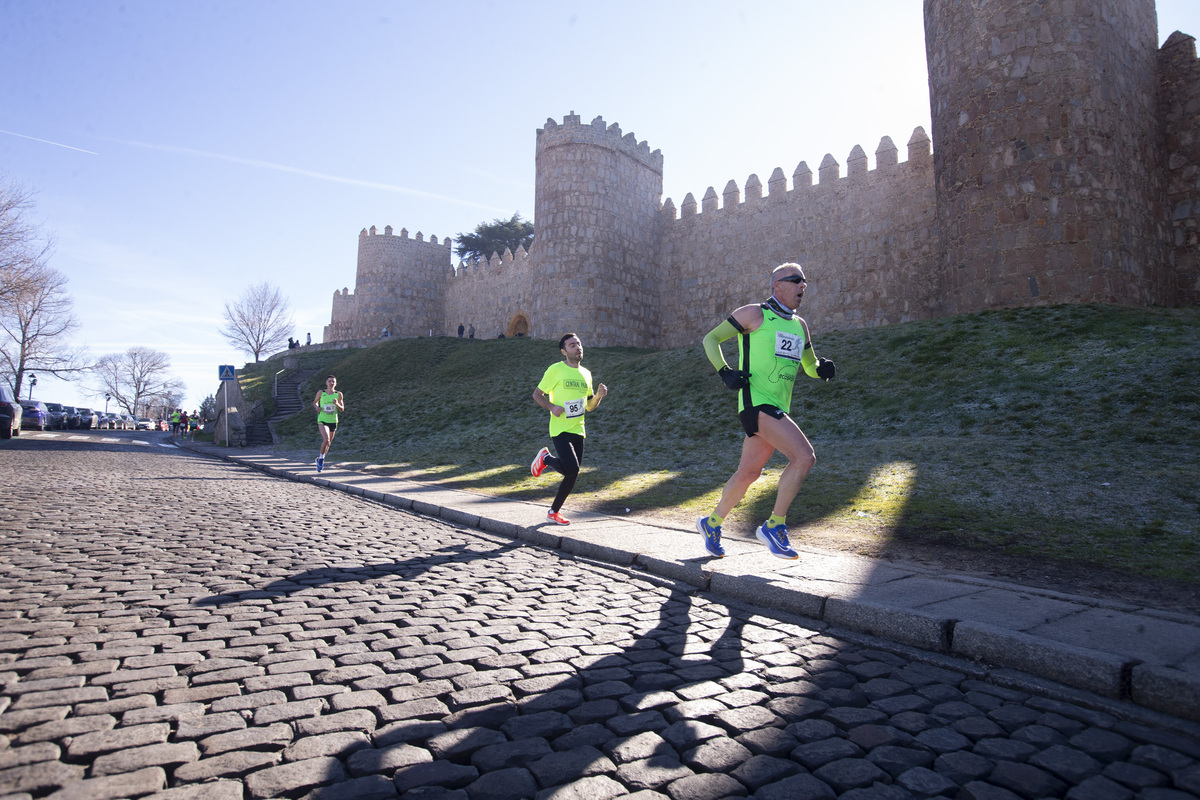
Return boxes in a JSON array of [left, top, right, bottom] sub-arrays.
[[3, 0, 1198, 413]]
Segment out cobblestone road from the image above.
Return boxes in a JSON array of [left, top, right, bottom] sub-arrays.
[[1, 436, 1199, 799]]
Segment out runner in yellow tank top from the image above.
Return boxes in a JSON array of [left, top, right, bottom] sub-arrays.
[[696, 263, 836, 560], [312, 375, 344, 473]]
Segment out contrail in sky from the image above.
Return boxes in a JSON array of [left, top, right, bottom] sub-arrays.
[[115, 138, 511, 213], [0, 129, 98, 155]]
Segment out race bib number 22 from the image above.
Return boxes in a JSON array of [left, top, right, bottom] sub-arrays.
[[775, 331, 803, 361]]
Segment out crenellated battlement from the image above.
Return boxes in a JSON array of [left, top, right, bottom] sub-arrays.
[[358, 224, 453, 249], [451, 244, 532, 277], [536, 112, 664, 174], [323, 1, 1196, 351], [662, 128, 933, 220]]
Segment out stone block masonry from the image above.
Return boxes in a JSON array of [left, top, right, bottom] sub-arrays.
[[322, 2, 1198, 352]]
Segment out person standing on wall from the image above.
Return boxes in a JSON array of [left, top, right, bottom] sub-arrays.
[[696, 263, 836, 559], [306, 332, 312, 346], [313, 375, 344, 473], [530, 333, 608, 525], [468, 324, 475, 339], [458, 323, 465, 338]]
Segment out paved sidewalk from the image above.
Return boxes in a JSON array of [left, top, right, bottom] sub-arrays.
[[183, 441, 1200, 724]]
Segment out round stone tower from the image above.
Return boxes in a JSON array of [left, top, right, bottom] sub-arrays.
[[924, 0, 1171, 313], [532, 113, 664, 347], [353, 225, 450, 339]]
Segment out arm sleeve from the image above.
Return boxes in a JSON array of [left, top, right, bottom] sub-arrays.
[[702, 317, 742, 371], [800, 341, 819, 378]]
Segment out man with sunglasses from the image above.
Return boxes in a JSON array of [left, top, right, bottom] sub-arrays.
[[697, 263, 835, 559]]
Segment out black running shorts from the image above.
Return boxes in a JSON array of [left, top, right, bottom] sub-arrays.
[[738, 404, 787, 437]]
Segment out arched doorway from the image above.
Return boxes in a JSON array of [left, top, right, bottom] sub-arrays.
[[507, 313, 531, 338]]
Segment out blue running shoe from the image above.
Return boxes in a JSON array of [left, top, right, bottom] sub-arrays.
[[756, 521, 799, 559], [316, 455, 324, 473], [696, 516, 725, 558]]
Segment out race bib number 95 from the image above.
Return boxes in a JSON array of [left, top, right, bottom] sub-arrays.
[[775, 331, 803, 361], [563, 398, 585, 418]]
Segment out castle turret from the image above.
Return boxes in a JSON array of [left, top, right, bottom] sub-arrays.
[[924, 0, 1172, 312], [532, 113, 664, 347], [352, 225, 451, 338]]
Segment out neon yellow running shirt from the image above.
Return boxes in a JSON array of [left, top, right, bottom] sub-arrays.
[[317, 391, 339, 424], [537, 361, 594, 437], [737, 302, 807, 413]]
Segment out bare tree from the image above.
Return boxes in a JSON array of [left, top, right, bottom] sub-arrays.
[[0, 177, 54, 308], [219, 282, 294, 362], [0, 263, 89, 399], [91, 347, 186, 418], [0, 178, 86, 397]]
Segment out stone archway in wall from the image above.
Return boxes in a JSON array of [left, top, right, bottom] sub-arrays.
[[507, 313, 531, 338]]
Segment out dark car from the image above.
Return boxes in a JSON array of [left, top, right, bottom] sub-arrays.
[[61, 405, 82, 430], [0, 386, 22, 439], [20, 400, 48, 431], [42, 401, 69, 430], [76, 407, 100, 430]]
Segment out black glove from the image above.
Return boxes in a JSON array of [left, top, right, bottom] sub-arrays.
[[719, 366, 750, 390], [816, 358, 836, 382]]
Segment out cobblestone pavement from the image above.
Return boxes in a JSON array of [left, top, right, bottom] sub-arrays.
[[1, 437, 1199, 799]]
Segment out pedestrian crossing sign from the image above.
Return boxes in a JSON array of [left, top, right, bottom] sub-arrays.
[[219, 365, 235, 381]]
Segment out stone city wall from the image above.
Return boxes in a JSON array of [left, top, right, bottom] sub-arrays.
[[324, 225, 452, 342], [925, 0, 1172, 313], [319, 2, 1198, 354], [1160, 31, 1200, 305], [656, 129, 939, 349], [444, 245, 538, 340]]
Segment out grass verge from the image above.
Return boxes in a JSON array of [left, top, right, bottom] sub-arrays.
[[238, 305, 1200, 590]]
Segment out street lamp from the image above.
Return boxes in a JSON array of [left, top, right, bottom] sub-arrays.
[[105, 393, 111, 414], [27, 373, 36, 400]]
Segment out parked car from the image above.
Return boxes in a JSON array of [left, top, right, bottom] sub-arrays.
[[59, 407, 80, 431], [101, 413, 118, 430], [76, 407, 99, 430], [41, 401, 69, 430], [0, 386, 21, 439], [117, 414, 133, 430], [20, 401, 48, 431], [136, 417, 153, 430]]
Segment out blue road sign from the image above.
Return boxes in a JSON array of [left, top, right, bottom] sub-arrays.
[[218, 365, 235, 381]]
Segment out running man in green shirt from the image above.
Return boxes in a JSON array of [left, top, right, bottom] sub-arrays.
[[313, 375, 344, 473], [530, 333, 609, 525], [697, 263, 836, 559]]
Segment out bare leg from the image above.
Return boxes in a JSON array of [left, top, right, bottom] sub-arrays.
[[714, 434, 776, 519], [318, 425, 334, 456], [754, 412, 816, 517]]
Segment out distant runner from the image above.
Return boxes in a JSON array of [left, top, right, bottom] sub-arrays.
[[530, 333, 608, 525], [696, 263, 836, 559], [313, 375, 344, 473]]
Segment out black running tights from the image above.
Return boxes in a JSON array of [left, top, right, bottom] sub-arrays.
[[546, 432, 584, 513]]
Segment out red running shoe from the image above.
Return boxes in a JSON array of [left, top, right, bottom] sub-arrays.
[[546, 510, 570, 525], [531, 446, 550, 477]]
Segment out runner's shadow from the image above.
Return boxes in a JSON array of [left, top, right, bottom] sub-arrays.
[[191, 542, 517, 606]]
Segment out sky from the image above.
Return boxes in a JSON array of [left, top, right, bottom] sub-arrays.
[[3, 1, 1199, 414]]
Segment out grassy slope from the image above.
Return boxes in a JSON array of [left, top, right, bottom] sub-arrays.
[[243, 305, 1200, 583]]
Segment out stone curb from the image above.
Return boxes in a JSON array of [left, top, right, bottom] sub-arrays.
[[184, 444, 1200, 724]]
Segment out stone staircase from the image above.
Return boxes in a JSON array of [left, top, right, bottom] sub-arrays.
[[244, 369, 317, 446]]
